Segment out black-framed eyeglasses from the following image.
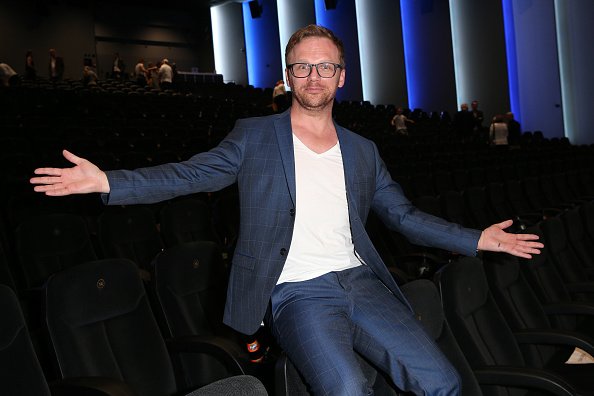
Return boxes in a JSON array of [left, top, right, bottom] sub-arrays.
[[287, 62, 343, 78]]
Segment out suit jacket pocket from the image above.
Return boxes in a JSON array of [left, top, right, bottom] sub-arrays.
[[232, 251, 256, 271]]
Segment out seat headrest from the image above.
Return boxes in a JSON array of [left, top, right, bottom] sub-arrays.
[[46, 258, 144, 327], [154, 241, 220, 295]]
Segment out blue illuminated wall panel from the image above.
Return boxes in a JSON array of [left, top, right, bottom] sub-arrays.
[[243, 0, 282, 89], [504, 0, 563, 138], [400, 0, 456, 113], [314, 0, 362, 102], [355, 0, 407, 107]]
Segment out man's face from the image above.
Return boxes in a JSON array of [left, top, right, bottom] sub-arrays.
[[285, 37, 345, 112]]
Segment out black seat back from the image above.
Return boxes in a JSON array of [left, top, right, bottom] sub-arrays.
[[45, 258, 177, 396], [0, 284, 51, 395]]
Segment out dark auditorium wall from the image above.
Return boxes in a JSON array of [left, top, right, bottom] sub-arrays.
[[0, 2, 95, 81], [93, 3, 214, 79], [0, 1, 214, 81]]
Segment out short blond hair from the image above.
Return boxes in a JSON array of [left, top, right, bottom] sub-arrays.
[[285, 24, 345, 68]]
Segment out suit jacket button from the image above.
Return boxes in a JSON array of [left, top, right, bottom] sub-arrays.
[[289, 209, 295, 216], [280, 248, 287, 256]]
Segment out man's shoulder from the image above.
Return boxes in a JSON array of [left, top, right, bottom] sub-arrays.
[[236, 111, 287, 128], [335, 123, 374, 146]]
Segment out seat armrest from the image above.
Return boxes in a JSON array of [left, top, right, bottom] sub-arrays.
[[513, 328, 594, 357], [166, 335, 247, 376], [49, 376, 137, 396], [543, 302, 594, 317], [473, 366, 576, 396], [565, 282, 594, 294]]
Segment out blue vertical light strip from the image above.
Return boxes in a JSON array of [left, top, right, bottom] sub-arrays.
[[314, 0, 328, 26], [399, 0, 417, 109], [502, 0, 521, 123], [449, 0, 464, 107], [242, 2, 258, 87]]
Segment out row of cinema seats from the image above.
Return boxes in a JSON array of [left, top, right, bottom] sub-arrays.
[[2, 179, 592, 395], [4, 209, 591, 396], [0, 262, 268, 395], [280, 202, 594, 395], [2, 81, 594, 394], [0, 183, 275, 392]]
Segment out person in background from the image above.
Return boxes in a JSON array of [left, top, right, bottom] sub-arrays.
[[30, 24, 543, 396], [134, 58, 147, 87], [390, 107, 415, 136], [453, 103, 473, 142], [158, 58, 173, 91], [0, 62, 19, 87], [505, 111, 521, 146], [82, 65, 98, 87], [490, 115, 509, 146], [25, 50, 36, 80], [112, 52, 124, 80], [470, 100, 484, 132], [48, 48, 65, 81], [272, 79, 288, 113]]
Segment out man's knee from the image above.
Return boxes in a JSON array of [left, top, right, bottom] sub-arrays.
[[424, 367, 461, 396], [310, 374, 372, 396]]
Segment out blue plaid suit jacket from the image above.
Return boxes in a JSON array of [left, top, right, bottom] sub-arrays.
[[105, 110, 481, 335]]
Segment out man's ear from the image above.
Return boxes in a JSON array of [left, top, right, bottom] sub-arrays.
[[337, 67, 345, 88], [284, 68, 291, 88]]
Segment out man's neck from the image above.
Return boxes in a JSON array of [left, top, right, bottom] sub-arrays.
[[290, 105, 338, 154]]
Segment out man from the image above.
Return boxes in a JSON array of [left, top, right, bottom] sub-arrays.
[[158, 58, 173, 91], [0, 62, 19, 87], [453, 103, 473, 142], [390, 107, 414, 135], [48, 48, 65, 81], [470, 100, 484, 131], [31, 25, 542, 395], [505, 111, 521, 145]]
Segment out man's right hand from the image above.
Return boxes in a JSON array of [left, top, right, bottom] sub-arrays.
[[30, 149, 110, 196]]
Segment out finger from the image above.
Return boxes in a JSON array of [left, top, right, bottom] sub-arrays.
[[30, 176, 60, 185], [62, 149, 84, 166], [515, 240, 544, 248], [33, 168, 62, 176], [34, 184, 71, 196], [515, 233, 541, 241], [495, 219, 514, 230]]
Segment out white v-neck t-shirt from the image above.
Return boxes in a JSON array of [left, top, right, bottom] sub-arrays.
[[277, 134, 363, 284]]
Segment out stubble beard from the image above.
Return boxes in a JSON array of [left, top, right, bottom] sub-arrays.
[[291, 83, 337, 112]]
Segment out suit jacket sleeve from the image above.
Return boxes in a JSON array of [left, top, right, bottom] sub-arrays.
[[102, 122, 247, 205], [367, 141, 481, 257]]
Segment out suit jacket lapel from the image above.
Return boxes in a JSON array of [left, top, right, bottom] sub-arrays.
[[336, 125, 357, 193], [274, 111, 296, 206]]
